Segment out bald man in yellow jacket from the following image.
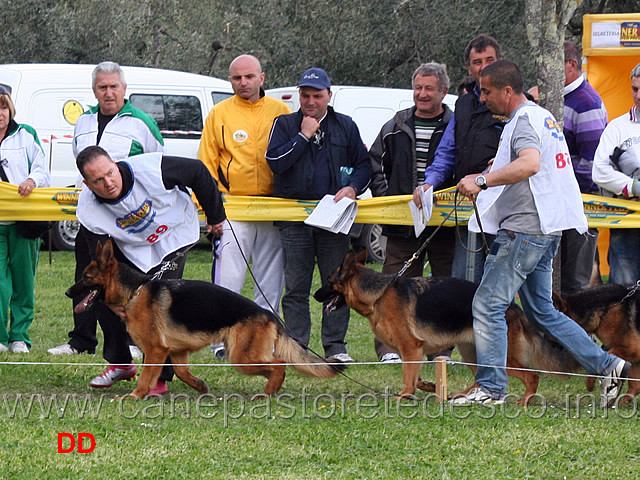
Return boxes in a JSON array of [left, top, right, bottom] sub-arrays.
[[199, 55, 291, 337]]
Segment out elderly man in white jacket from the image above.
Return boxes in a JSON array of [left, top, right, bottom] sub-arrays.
[[592, 62, 640, 286]]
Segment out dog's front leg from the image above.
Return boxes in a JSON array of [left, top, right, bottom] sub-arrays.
[[128, 347, 169, 399], [397, 346, 423, 399]]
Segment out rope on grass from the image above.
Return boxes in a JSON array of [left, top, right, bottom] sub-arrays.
[[0, 357, 625, 381]]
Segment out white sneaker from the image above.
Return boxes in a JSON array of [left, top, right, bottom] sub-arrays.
[[0, 344, 8, 353], [47, 343, 79, 355], [450, 387, 505, 405], [210, 342, 226, 359], [600, 358, 631, 408], [9, 341, 29, 353], [380, 353, 402, 363], [89, 364, 137, 388], [328, 353, 355, 363], [129, 345, 143, 360]]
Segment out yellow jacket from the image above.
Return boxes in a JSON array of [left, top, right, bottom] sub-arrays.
[[199, 94, 291, 196]]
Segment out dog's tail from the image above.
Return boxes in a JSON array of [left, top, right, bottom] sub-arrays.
[[508, 305, 582, 377], [274, 332, 347, 378], [528, 335, 582, 378]]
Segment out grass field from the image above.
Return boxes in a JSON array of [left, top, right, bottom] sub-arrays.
[[0, 244, 639, 479]]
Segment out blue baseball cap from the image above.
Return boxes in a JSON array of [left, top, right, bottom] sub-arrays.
[[298, 68, 331, 90]]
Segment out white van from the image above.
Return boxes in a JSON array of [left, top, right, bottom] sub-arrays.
[[0, 63, 233, 249], [266, 85, 457, 148]]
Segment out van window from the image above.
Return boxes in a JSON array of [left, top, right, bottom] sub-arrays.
[[129, 94, 203, 139], [212, 92, 233, 105]]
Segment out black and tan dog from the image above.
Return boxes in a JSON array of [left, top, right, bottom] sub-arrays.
[[553, 283, 640, 403], [66, 240, 345, 399], [315, 248, 581, 405]]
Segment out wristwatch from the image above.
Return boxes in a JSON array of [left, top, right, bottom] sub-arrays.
[[475, 175, 488, 190]]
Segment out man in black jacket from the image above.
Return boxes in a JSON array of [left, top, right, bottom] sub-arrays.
[[413, 34, 506, 284], [369, 62, 454, 363], [266, 68, 371, 362]]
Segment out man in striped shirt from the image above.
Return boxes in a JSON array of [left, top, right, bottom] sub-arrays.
[[369, 62, 454, 363]]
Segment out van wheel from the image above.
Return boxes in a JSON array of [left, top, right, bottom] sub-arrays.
[[49, 220, 79, 251], [361, 224, 386, 263]]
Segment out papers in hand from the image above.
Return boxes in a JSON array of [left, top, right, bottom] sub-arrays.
[[408, 186, 433, 237], [304, 194, 358, 234]]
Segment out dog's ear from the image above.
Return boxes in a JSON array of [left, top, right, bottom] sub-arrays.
[[342, 249, 355, 266], [551, 291, 567, 313], [355, 247, 367, 265], [96, 240, 115, 269], [104, 239, 114, 259]]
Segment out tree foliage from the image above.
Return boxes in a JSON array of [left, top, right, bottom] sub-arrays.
[[1, 0, 639, 89]]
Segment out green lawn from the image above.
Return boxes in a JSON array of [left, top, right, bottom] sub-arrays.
[[0, 245, 638, 479]]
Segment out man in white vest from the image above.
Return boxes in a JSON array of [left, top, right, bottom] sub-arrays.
[[74, 146, 226, 395], [451, 60, 629, 408]]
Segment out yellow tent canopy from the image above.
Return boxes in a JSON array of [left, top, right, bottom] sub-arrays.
[[583, 13, 640, 120], [582, 13, 640, 274]]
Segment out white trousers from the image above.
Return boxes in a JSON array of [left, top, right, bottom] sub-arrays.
[[213, 220, 284, 314]]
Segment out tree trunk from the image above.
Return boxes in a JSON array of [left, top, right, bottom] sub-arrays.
[[525, 0, 583, 290]]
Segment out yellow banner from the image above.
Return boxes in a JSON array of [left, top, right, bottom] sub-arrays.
[[1, 182, 640, 228]]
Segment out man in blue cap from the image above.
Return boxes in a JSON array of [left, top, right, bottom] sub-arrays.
[[266, 68, 371, 362]]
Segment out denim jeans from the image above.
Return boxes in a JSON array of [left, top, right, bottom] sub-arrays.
[[473, 230, 620, 397], [278, 222, 351, 357], [608, 229, 640, 286]]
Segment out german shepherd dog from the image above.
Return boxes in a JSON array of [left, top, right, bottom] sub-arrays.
[[314, 248, 581, 405], [553, 283, 640, 403], [66, 240, 345, 400]]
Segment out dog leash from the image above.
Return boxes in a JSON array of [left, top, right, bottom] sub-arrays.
[[223, 219, 405, 398], [454, 190, 490, 256], [619, 280, 640, 304], [150, 245, 192, 280], [395, 190, 488, 278]]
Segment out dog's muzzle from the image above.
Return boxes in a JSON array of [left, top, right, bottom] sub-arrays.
[[65, 284, 104, 314], [313, 285, 346, 314]]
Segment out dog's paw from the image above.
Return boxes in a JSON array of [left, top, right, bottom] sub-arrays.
[[417, 380, 436, 392], [251, 393, 270, 401], [396, 392, 418, 402], [112, 393, 140, 402], [194, 379, 209, 394]]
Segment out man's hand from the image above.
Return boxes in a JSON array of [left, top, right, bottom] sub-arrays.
[[457, 174, 482, 197], [18, 178, 36, 197], [412, 183, 433, 208], [300, 116, 321, 139], [207, 220, 225, 237], [107, 304, 128, 320], [334, 186, 356, 202]]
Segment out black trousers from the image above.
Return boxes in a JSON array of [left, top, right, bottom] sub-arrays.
[[68, 228, 99, 353], [374, 226, 456, 360], [69, 228, 138, 353]]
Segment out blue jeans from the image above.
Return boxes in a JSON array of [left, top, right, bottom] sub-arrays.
[[278, 222, 351, 357], [473, 230, 620, 397], [608, 229, 640, 286]]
